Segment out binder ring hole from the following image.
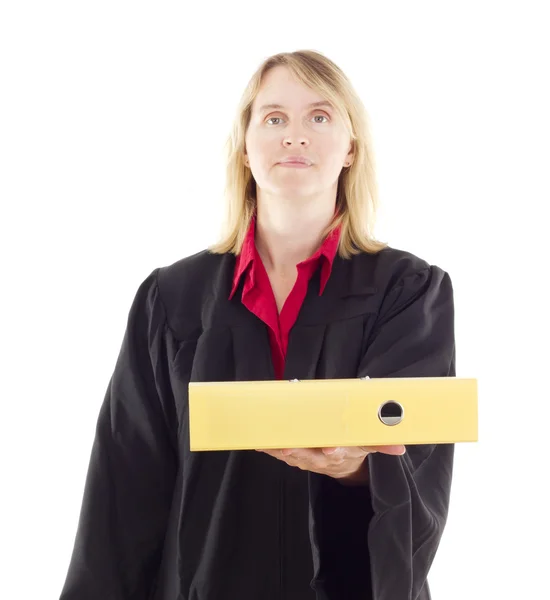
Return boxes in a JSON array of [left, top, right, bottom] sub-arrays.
[[378, 401, 404, 426]]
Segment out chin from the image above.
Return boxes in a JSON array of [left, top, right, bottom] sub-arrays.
[[274, 187, 322, 199]]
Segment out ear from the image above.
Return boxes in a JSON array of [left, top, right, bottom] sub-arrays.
[[345, 141, 355, 167]]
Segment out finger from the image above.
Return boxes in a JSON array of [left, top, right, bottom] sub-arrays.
[[283, 448, 319, 462], [322, 447, 349, 461], [257, 448, 285, 459], [359, 445, 406, 455], [336, 446, 369, 459]]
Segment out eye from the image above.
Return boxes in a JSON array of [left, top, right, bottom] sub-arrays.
[[265, 113, 330, 126]]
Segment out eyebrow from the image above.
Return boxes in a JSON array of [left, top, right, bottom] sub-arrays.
[[257, 100, 334, 112]]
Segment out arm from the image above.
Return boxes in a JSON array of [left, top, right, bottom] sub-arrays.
[[59, 269, 178, 600], [309, 264, 456, 600], [360, 265, 455, 600]]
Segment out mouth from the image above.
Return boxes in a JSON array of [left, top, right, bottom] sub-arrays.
[[277, 161, 312, 168], [278, 156, 313, 167]]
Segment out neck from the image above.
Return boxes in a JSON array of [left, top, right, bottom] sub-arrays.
[[254, 195, 336, 277]]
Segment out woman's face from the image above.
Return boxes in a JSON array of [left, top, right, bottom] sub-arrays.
[[245, 66, 354, 202]]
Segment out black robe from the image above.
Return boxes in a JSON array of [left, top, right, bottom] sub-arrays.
[[59, 245, 456, 600]]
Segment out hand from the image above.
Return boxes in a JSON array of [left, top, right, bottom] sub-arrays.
[[256, 445, 406, 484]]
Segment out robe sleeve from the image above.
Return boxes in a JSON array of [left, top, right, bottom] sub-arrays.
[[59, 269, 178, 600], [309, 264, 455, 600]]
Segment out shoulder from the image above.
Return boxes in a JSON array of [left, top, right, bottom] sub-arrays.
[[153, 249, 232, 337], [157, 249, 228, 293], [347, 245, 451, 297], [349, 244, 435, 280]]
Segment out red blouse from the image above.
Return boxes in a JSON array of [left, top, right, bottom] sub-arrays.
[[229, 216, 340, 379]]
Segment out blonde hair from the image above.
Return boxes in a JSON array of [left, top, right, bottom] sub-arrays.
[[209, 49, 388, 259]]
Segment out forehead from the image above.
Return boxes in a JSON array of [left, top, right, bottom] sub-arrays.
[[252, 66, 334, 113]]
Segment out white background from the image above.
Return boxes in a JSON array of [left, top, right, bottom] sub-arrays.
[[1, 1, 549, 598]]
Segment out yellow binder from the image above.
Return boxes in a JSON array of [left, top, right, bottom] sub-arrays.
[[188, 377, 478, 451]]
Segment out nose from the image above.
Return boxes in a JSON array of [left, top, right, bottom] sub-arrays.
[[283, 129, 310, 147], [283, 138, 309, 147]]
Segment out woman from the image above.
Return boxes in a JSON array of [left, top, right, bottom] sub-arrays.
[[60, 50, 455, 600]]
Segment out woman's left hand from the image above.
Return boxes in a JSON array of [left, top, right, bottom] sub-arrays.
[[256, 445, 406, 484]]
